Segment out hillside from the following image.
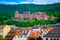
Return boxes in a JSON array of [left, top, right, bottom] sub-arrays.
[[0, 3, 60, 19], [0, 3, 60, 15], [0, 3, 60, 26]]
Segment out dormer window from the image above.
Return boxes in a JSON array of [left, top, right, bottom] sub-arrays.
[[25, 30, 27, 33], [21, 35, 22, 38], [51, 32, 54, 35]]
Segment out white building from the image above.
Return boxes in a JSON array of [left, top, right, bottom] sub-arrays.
[[0, 25, 11, 38], [13, 34, 27, 40], [12, 28, 29, 40]]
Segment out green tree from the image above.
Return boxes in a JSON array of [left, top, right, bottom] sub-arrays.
[[0, 21, 4, 25], [37, 36, 42, 40]]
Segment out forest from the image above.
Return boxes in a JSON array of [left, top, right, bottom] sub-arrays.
[[0, 3, 60, 27]]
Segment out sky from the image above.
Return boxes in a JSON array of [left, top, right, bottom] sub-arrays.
[[0, 0, 60, 4]]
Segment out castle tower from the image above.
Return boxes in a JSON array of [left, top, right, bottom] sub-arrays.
[[23, 11, 30, 20], [15, 11, 19, 19]]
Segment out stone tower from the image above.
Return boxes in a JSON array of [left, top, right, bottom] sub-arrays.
[[15, 11, 19, 19]]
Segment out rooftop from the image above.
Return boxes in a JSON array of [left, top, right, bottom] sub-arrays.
[[43, 28, 60, 38], [28, 31, 39, 38]]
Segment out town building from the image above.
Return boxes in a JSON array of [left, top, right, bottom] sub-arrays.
[[28, 31, 39, 40], [0, 25, 11, 38], [0, 24, 56, 40], [12, 28, 30, 40], [43, 27, 60, 40], [5, 26, 18, 40], [39, 25, 53, 39]]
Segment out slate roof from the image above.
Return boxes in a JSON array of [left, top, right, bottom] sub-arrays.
[[33, 27, 38, 29], [48, 24, 57, 27], [43, 28, 60, 38]]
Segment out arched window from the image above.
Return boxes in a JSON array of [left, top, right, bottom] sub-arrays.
[[54, 39, 56, 40], [50, 38, 52, 40], [57, 39, 59, 40]]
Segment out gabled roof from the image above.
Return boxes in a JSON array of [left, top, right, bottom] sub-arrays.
[[43, 28, 60, 38], [15, 27, 29, 36], [0, 25, 4, 29], [33, 26, 38, 29], [28, 31, 39, 38], [5, 28, 18, 39], [0, 25, 8, 29], [40, 26, 53, 31]]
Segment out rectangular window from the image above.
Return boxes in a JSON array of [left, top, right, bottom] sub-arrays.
[[21, 35, 22, 38], [46, 38, 48, 40], [24, 35, 26, 37], [18, 35, 20, 38]]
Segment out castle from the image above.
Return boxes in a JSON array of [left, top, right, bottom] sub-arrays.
[[14, 11, 54, 20]]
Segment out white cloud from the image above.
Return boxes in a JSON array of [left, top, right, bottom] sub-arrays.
[[0, 0, 59, 4], [32, 0, 47, 4], [32, 0, 59, 4], [19, 1, 37, 4], [0, 2, 18, 4], [19, 2, 32, 4], [19, 0, 48, 4]]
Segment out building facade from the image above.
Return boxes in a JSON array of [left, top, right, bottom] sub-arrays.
[[14, 11, 49, 20], [0, 25, 11, 38], [43, 28, 60, 40]]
